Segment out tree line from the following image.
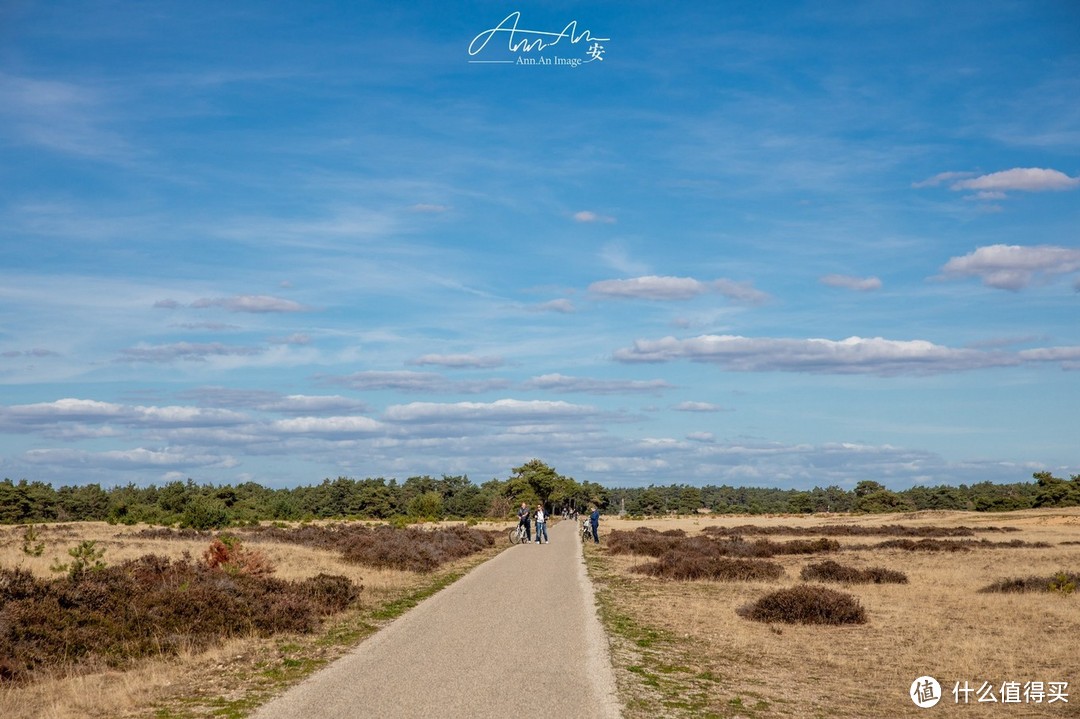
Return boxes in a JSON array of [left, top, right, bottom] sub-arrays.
[[1, 461, 1077, 529]]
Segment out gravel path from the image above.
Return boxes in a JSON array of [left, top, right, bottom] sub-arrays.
[[252, 519, 621, 719]]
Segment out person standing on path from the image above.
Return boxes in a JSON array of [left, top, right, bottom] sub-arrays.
[[517, 501, 532, 543], [535, 503, 548, 544], [589, 506, 600, 543]]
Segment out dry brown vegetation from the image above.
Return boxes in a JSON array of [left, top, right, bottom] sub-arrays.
[[0, 519, 508, 719], [586, 509, 1080, 719]]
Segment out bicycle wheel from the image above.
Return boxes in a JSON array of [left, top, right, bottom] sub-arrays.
[[509, 526, 521, 544]]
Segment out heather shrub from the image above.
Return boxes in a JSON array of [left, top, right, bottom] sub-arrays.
[[632, 553, 783, 581], [979, 570, 1079, 595], [701, 524, 1000, 538], [0, 554, 360, 683], [739, 585, 867, 625], [800, 560, 908, 584], [872, 538, 1048, 552]]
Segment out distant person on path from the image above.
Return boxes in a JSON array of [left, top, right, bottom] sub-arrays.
[[517, 501, 532, 543], [589, 506, 600, 543], [535, 503, 548, 544]]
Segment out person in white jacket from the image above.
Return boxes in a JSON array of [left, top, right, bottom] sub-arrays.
[[534, 503, 548, 544]]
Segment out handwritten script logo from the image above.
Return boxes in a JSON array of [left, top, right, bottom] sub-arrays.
[[468, 11, 609, 66]]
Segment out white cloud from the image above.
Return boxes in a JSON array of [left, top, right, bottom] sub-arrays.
[[941, 244, 1080, 290], [675, 401, 724, 412], [384, 398, 597, 423], [270, 416, 382, 436], [190, 295, 311, 313], [712, 279, 772, 304], [589, 276, 710, 300], [525, 373, 673, 395], [22, 447, 233, 470], [613, 334, 1080, 375], [573, 210, 616, 223], [409, 203, 449, 213], [407, 353, 505, 369], [951, 168, 1079, 193], [820, 274, 882, 291]]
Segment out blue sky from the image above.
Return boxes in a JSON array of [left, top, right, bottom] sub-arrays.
[[1, 1, 1078, 490]]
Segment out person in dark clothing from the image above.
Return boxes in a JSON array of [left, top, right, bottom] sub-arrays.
[[589, 506, 600, 543], [517, 501, 532, 542]]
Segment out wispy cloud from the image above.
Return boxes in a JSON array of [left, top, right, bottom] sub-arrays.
[[941, 244, 1080, 291], [573, 210, 616, 223], [525, 373, 673, 395], [407, 354, 505, 369], [189, 295, 312, 313], [117, 342, 263, 363], [530, 299, 575, 313], [820, 274, 882, 291], [675, 401, 724, 412], [321, 370, 510, 394], [613, 334, 1080, 375], [951, 168, 1079, 193]]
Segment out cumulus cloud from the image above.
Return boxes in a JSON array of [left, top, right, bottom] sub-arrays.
[[916, 168, 1080, 200], [613, 334, 1080, 376], [589, 276, 769, 304], [941, 244, 1080, 290], [407, 354, 505, 369], [384, 398, 596, 423], [270, 415, 382, 436], [590, 276, 707, 300], [0, 398, 248, 429], [573, 210, 616, 223], [951, 168, 1079, 193], [820, 274, 882, 292], [190, 295, 311, 313], [525, 373, 673, 395], [22, 447, 234, 470]]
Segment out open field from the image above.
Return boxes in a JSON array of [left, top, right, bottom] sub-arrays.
[[0, 520, 511, 719], [585, 509, 1080, 719]]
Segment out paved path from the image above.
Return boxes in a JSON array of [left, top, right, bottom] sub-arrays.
[[252, 520, 621, 719]]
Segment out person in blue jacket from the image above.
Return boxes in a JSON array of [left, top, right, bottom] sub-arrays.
[[589, 506, 600, 543]]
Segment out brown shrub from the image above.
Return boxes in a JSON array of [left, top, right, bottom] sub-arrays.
[[0, 555, 360, 683], [870, 538, 1049, 552], [238, 522, 497, 573], [632, 553, 784, 582], [608, 529, 838, 560], [700, 524, 1015, 538], [800, 560, 908, 584], [738, 585, 867, 625]]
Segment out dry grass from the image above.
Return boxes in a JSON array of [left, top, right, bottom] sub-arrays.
[[587, 509, 1080, 718], [0, 520, 510, 719]]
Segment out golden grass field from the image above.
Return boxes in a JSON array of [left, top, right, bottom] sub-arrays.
[[0, 520, 512, 719], [584, 508, 1080, 719]]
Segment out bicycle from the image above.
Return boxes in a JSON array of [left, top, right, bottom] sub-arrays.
[[509, 522, 529, 545], [580, 520, 593, 542]]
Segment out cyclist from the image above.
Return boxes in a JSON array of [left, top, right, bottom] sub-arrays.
[[517, 501, 532, 543]]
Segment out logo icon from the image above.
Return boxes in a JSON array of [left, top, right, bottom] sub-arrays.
[[911, 676, 942, 708]]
